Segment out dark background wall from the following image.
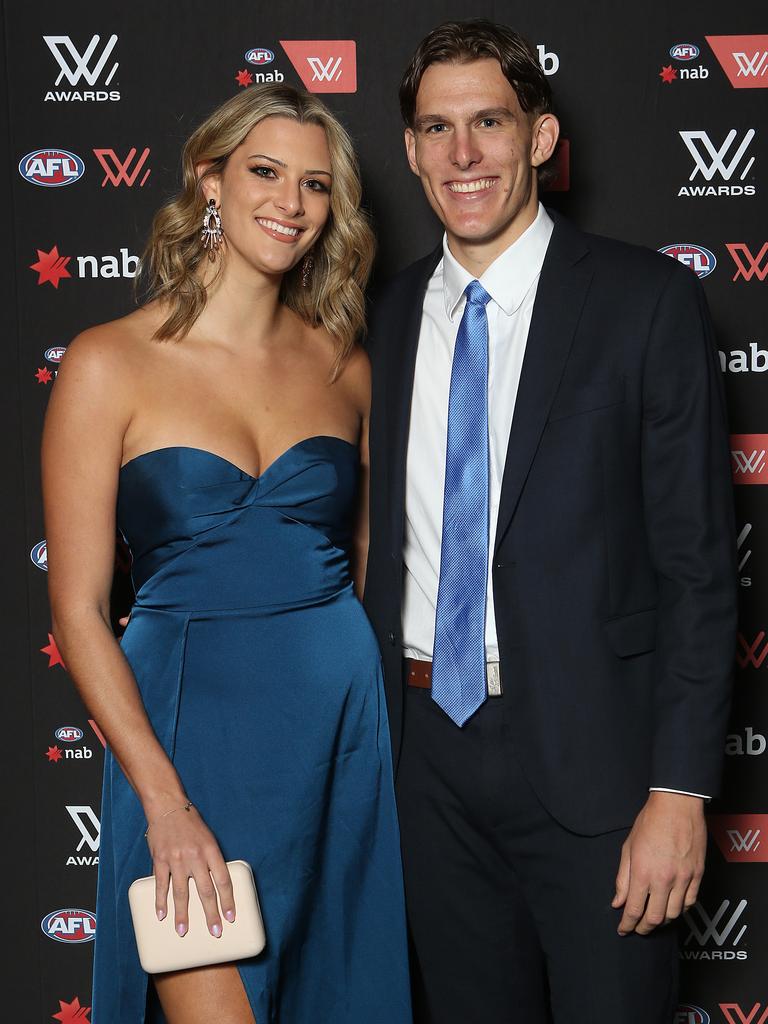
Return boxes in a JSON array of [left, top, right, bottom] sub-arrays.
[[2, 1, 766, 1020]]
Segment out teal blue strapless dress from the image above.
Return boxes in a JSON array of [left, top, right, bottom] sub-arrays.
[[91, 437, 412, 1023]]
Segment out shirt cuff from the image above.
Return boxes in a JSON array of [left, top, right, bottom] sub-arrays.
[[649, 787, 711, 800]]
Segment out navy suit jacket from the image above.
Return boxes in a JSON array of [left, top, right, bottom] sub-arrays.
[[363, 210, 737, 835]]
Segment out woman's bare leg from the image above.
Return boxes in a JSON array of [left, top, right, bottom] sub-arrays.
[[154, 963, 256, 1024]]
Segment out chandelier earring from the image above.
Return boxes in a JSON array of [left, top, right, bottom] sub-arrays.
[[301, 250, 314, 288], [201, 198, 224, 260]]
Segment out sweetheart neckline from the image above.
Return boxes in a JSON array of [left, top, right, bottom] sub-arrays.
[[119, 435, 357, 482]]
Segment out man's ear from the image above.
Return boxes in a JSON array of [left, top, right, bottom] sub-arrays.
[[405, 128, 420, 176], [196, 161, 221, 204], [530, 113, 560, 169]]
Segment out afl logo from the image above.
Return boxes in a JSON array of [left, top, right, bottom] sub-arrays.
[[30, 540, 48, 571], [41, 908, 96, 943], [669, 43, 700, 61], [659, 244, 716, 280], [55, 726, 84, 742], [676, 1007, 710, 1024], [245, 47, 274, 65], [45, 345, 67, 363], [18, 149, 85, 187]]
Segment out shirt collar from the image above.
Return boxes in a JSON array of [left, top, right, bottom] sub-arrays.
[[442, 203, 555, 321]]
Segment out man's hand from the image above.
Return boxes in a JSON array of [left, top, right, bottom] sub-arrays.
[[612, 791, 706, 936]]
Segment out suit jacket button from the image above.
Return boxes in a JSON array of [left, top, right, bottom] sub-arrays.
[[387, 632, 396, 645]]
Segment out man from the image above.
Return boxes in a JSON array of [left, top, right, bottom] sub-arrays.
[[363, 19, 736, 1023]]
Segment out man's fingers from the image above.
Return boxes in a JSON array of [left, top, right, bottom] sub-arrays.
[[635, 883, 673, 935], [612, 842, 631, 908], [154, 863, 170, 922], [617, 878, 649, 935], [663, 882, 689, 925], [683, 873, 702, 911]]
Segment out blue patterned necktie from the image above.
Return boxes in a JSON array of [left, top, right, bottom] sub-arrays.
[[432, 279, 491, 727]]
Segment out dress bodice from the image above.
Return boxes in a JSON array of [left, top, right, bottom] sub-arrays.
[[116, 436, 358, 613]]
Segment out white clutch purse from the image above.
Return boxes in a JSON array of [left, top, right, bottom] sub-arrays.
[[128, 859, 266, 974]]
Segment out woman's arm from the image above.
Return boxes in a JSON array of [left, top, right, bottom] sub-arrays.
[[42, 327, 235, 937]]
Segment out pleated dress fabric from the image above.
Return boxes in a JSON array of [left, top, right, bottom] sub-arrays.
[[91, 437, 412, 1023]]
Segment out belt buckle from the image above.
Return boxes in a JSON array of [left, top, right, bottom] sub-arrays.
[[486, 662, 502, 697]]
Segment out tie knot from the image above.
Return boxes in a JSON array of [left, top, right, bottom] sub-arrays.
[[465, 280, 491, 307]]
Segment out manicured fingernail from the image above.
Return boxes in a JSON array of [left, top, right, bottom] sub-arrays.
[[212, 924, 222, 937], [177, 922, 187, 937], [225, 910, 235, 922], [157, 909, 166, 921]]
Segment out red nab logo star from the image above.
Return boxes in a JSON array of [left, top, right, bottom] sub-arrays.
[[660, 65, 678, 83], [52, 997, 91, 1022], [46, 745, 63, 763], [235, 69, 253, 87], [35, 367, 54, 384], [30, 245, 71, 287], [41, 632, 67, 669]]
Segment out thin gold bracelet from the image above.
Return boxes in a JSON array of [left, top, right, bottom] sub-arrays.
[[144, 800, 194, 838]]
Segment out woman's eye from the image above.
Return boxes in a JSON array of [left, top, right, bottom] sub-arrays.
[[250, 165, 276, 178], [304, 179, 330, 193]]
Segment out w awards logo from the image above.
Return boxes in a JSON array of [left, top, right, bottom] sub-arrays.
[[709, 814, 768, 863], [43, 34, 120, 102], [280, 40, 356, 93], [731, 435, 768, 484], [707, 35, 768, 88], [677, 129, 757, 197], [681, 899, 749, 961]]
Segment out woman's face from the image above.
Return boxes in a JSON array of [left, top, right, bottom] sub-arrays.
[[202, 116, 332, 278]]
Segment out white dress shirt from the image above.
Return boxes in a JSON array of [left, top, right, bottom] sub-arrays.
[[402, 203, 553, 662], [400, 203, 707, 800]]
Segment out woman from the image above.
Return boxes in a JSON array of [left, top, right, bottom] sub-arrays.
[[42, 84, 412, 1024]]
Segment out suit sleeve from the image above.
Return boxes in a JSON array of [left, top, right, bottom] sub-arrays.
[[641, 263, 737, 798]]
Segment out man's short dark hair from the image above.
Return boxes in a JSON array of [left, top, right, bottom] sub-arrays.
[[399, 19, 553, 128]]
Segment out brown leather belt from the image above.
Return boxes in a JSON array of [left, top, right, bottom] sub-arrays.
[[404, 658, 503, 696]]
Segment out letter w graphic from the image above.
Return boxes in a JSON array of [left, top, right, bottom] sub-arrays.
[[43, 34, 119, 87], [727, 828, 761, 853], [727, 243, 768, 282], [66, 805, 101, 852], [721, 1005, 768, 1024], [684, 899, 748, 947], [736, 631, 768, 669], [93, 147, 151, 187], [307, 56, 343, 82], [734, 51, 768, 77], [732, 449, 766, 475], [680, 129, 756, 181]]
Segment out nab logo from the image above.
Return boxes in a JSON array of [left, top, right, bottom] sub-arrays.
[[93, 147, 151, 187], [43, 34, 120, 102], [51, 996, 91, 1022], [675, 1007, 710, 1024], [659, 243, 716, 278], [721, 1007, 768, 1024], [670, 44, 700, 61], [41, 909, 96, 943], [710, 814, 768, 863], [30, 540, 48, 571], [18, 149, 84, 187], [280, 40, 357, 93], [731, 435, 768, 483], [30, 245, 140, 286], [55, 726, 83, 742], [726, 243, 768, 282], [245, 47, 274, 65], [707, 35, 768, 89], [682, 899, 748, 961]]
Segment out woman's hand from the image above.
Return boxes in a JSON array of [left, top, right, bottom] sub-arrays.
[[146, 803, 237, 938]]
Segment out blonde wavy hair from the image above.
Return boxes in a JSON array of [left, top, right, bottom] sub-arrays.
[[139, 84, 375, 375]]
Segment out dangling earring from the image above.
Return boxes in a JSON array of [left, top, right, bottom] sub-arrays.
[[201, 198, 223, 260], [301, 250, 314, 288]]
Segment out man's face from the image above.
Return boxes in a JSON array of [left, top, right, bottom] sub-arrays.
[[405, 58, 557, 263]]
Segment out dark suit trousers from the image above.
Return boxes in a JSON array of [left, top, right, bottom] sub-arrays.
[[395, 684, 679, 1024]]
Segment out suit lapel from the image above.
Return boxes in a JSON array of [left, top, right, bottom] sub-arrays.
[[385, 247, 442, 555], [494, 216, 594, 553]]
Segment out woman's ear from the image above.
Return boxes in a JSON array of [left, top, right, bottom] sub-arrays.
[[195, 161, 221, 205]]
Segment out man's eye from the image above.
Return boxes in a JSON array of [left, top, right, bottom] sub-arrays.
[[425, 124, 447, 134], [480, 118, 499, 128]]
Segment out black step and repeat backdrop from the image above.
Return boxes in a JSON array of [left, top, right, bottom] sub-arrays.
[[2, 0, 766, 1020]]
